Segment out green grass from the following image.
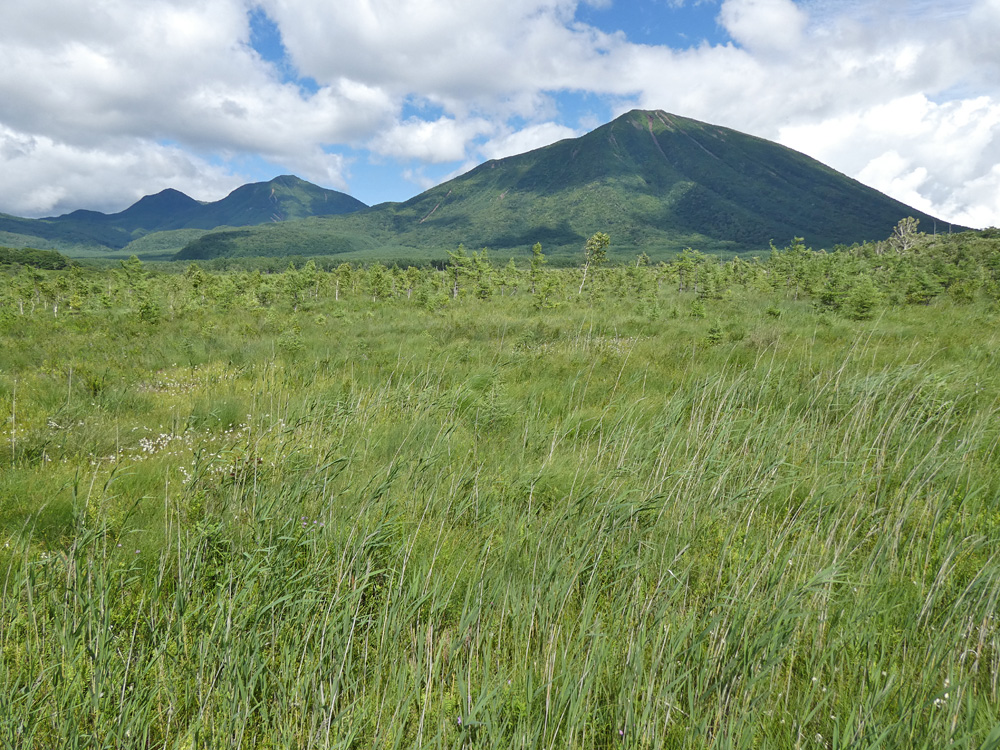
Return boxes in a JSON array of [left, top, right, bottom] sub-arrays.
[[1, 256, 999, 748]]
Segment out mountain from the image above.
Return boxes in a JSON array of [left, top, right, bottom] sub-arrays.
[[0, 176, 367, 255], [176, 110, 960, 262], [1, 111, 962, 263], [188, 175, 368, 228]]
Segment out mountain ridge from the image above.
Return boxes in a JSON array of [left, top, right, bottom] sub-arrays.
[[0, 176, 367, 254]]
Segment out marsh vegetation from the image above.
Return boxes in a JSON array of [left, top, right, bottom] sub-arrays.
[[2, 227, 999, 748]]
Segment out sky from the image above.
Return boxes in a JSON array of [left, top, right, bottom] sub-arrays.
[[1, 0, 998, 229]]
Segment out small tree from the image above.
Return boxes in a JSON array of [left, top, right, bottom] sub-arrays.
[[845, 274, 882, 320], [119, 255, 146, 295], [404, 266, 422, 299], [368, 262, 390, 302], [529, 242, 546, 294], [674, 248, 703, 293], [500, 258, 519, 296], [283, 262, 307, 311], [889, 217, 923, 254], [578, 232, 609, 295], [447, 244, 472, 299], [301, 259, 320, 298], [904, 268, 939, 305], [186, 262, 208, 303], [472, 249, 493, 300], [333, 263, 352, 301], [533, 272, 561, 310]]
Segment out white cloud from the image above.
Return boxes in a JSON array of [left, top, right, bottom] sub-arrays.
[[369, 117, 494, 163], [950, 165, 1000, 229], [479, 122, 581, 161], [857, 151, 932, 212], [718, 0, 808, 52], [0, 124, 244, 216], [802, 0, 978, 27], [257, 0, 635, 113]]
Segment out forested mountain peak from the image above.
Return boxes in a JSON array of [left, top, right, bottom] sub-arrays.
[[177, 108, 960, 261]]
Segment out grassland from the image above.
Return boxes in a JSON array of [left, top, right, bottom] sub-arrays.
[[1, 241, 999, 748]]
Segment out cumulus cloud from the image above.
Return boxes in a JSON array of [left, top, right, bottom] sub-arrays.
[[0, 124, 244, 216], [718, 0, 808, 52], [369, 117, 494, 163], [478, 122, 582, 161], [258, 0, 590, 99]]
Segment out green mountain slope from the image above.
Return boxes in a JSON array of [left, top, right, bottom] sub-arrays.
[[0, 176, 367, 255], [177, 110, 960, 262]]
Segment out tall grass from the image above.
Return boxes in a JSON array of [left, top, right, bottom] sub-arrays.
[[2, 282, 999, 748]]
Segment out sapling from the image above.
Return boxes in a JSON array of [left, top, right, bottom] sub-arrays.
[[578, 232, 609, 295], [530, 242, 546, 294]]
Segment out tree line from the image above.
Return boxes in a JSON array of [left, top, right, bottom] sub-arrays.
[[2, 221, 998, 324]]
